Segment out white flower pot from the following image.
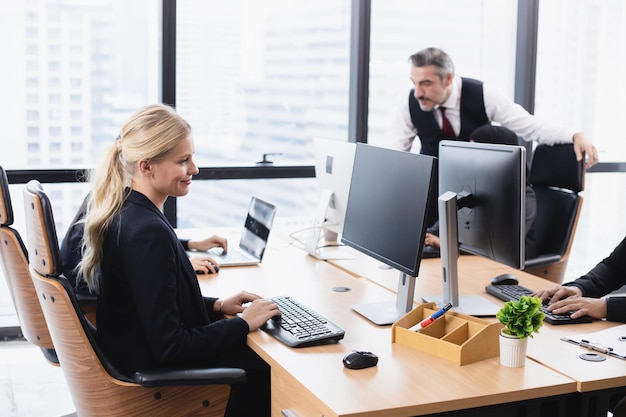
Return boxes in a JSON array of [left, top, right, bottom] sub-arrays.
[[499, 329, 528, 368]]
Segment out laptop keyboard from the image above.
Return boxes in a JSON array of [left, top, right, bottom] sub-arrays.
[[485, 284, 593, 325], [211, 248, 253, 263], [261, 296, 345, 347]]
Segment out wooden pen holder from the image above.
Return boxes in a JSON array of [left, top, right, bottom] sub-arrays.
[[392, 302, 503, 365]]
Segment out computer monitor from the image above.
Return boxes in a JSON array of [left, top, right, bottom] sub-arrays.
[[423, 140, 526, 316], [341, 143, 436, 325], [306, 138, 356, 260]]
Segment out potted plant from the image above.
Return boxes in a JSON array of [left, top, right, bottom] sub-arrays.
[[496, 295, 545, 367]]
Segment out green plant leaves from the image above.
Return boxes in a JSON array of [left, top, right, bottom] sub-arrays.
[[496, 295, 545, 339]]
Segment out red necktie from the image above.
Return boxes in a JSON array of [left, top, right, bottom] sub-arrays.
[[440, 107, 455, 138]]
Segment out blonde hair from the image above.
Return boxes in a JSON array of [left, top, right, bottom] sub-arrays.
[[78, 103, 191, 291]]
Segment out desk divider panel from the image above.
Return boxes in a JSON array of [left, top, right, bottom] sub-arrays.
[[392, 302, 503, 365]]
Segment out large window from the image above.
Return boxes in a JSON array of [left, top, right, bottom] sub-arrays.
[[536, 0, 626, 163], [367, 0, 518, 147], [175, 0, 352, 226], [536, 0, 626, 276], [0, 0, 160, 171]]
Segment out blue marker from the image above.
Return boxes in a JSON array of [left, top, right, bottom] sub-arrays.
[[409, 303, 453, 332]]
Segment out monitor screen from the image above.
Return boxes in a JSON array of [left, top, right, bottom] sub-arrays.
[[341, 143, 436, 325], [424, 140, 526, 316]]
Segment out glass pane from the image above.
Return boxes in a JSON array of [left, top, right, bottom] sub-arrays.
[[177, 178, 317, 229], [0, 0, 161, 170], [536, 0, 626, 162], [176, 0, 352, 166], [368, 0, 518, 147], [176, 0, 351, 231]]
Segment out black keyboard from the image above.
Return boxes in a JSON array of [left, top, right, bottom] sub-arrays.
[[485, 284, 593, 325], [261, 296, 345, 347]]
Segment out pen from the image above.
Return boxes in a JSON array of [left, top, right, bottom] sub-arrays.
[[409, 303, 453, 332], [579, 339, 613, 355]]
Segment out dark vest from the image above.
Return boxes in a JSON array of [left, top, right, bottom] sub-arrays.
[[408, 77, 489, 157], [408, 77, 489, 227]]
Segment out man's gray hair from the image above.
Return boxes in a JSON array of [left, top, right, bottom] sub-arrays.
[[408, 47, 455, 81]]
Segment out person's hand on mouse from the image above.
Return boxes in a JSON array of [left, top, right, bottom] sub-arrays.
[[217, 291, 281, 331], [187, 235, 228, 253], [532, 285, 582, 304], [190, 256, 220, 274]]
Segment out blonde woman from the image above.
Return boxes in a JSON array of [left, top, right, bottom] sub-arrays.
[[78, 103, 277, 416]]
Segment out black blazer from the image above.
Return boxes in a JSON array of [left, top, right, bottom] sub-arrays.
[[97, 190, 249, 375]]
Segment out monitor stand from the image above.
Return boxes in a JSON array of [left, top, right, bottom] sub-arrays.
[[351, 271, 416, 325], [421, 191, 500, 317]]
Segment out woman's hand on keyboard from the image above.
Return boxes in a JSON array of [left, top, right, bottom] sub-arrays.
[[188, 235, 228, 253], [239, 298, 281, 331], [219, 291, 280, 331]]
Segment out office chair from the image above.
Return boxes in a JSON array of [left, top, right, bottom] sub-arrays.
[[0, 166, 59, 364], [522, 144, 585, 284], [23, 179, 246, 416]]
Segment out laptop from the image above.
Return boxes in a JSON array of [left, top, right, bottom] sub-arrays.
[[190, 196, 277, 266]]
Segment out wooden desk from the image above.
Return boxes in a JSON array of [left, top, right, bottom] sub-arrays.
[[328, 246, 626, 417], [195, 239, 576, 417]]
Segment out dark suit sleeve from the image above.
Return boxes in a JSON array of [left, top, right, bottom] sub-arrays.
[[606, 297, 626, 323], [564, 236, 626, 322], [204, 296, 226, 321]]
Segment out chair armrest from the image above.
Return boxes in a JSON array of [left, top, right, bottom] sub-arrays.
[[133, 367, 247, 387], [523, 254, 562, 270]]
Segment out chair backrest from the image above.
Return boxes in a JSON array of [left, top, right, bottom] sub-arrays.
[[523, 144, 585, 283], [528, 143, 584, 193], [0, 167, 57, 364], [23, 179, 241, 416]]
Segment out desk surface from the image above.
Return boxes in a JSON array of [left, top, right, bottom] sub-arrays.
[[194, 234, 577, 417], [528, 322, 626, 393], [327, 244, 626, 395]]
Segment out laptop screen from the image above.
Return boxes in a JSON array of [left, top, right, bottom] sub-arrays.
[[239, 196, 276, 259]]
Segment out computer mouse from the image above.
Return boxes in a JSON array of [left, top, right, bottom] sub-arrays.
[[342, 350, 378, 370], [490, 273, 519, 285], [196, 264, 220, 275]]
